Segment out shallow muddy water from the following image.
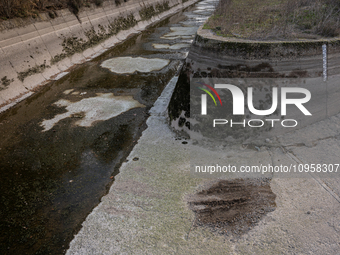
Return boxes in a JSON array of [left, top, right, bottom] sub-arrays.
[[0, 1, 217, 254]]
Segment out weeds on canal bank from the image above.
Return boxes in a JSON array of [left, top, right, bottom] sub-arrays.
[[51, 0, 171, 65], [51, 13, 137, 64], [0, 0, 127, 20], [139, 1, 170, 20], [0, 76, 13, 90], [17, 62, 50, 82], [205, 0, 340, 40]]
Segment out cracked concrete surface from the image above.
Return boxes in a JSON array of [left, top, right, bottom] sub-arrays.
[[67, 75, 340, 254]]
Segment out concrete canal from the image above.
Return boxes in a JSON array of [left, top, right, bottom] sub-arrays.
[[0, 1, 216, 254]]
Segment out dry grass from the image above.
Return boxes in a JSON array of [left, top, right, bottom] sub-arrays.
[[0, 0, 125, 20], [205, 0, 340, 40]]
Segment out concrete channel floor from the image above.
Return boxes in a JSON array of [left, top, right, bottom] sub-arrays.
[[66, 74, 340, 254]]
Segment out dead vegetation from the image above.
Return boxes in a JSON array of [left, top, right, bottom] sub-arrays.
[[0, 0, 126, 20], [205, 0, 340, 40]]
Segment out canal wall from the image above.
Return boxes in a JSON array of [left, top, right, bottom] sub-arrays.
[[190, 26, 340, 81], [169, 25, 340, 143], [0, 0, 197, 110]]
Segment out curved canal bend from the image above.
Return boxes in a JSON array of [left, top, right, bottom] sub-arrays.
[[0, 1, 216, 254]]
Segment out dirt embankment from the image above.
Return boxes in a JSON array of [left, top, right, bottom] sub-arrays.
[[205, 0, 340, 40]]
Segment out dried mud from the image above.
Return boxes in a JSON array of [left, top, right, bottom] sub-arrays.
[[187, 178, 276, 236]]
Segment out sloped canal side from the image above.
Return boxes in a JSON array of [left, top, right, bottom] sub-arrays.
[[0, 2, 216, 253]]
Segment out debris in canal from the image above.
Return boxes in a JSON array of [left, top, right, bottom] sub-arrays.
[[41, 93, 145, 131], [160, 27, 197, 39], [152, 43, 191, 49], [63, 89, 74, 95], [100, 57, 170, 74]]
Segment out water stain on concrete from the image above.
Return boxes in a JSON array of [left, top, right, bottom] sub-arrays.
[[187, 178, 276, 236], [100, 57, 170, 74], [41, 93, 145, 131]]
